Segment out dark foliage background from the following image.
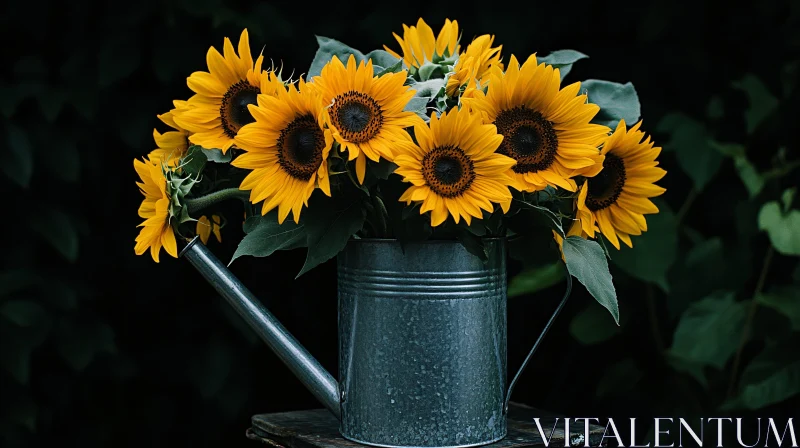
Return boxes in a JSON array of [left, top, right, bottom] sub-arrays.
[[2, 0, 799, 446]]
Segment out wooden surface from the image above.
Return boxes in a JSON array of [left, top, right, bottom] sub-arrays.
[[247, 403, 606, 447]]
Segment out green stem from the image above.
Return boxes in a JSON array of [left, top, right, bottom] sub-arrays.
[[185, 188, 250, 214], [727, 245, 775, 398], [675, 188, 698, 226], [371, 194, 389, 238]]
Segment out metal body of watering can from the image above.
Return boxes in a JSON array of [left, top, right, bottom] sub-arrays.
[[338, 239, 507, 447], [180, 237, 570, 448]]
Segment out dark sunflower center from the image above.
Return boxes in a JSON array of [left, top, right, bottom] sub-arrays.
[[586, 153, 626, 211], [421, 146, 475, 198], [494, 106, 558, 174], [221, 80, 259, 138], [330, 91, 383, 143], [434, 157, 463, 184], [277, 114, 325, 181]]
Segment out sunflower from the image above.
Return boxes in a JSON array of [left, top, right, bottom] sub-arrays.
[[196, 215, 222, 244], [393, 108, 516, 226], [312, 55, 419, 183], [384, 18, 460, 68], [465, 54, 609, 193], [233, 78, 333, 224], [134, 157, 177, 263], [173, 29, 283, 153], [446, 34, 503, 98], [575, 120, 666, 249], [150, 100, 190, 167]]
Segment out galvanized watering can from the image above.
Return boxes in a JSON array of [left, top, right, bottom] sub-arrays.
[[180, 237, 570, 448]]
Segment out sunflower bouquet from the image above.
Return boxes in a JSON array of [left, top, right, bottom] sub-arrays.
[[134, 19, 666, 322]]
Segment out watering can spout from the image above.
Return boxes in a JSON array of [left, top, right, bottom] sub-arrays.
[[179, 237, 341, 419]]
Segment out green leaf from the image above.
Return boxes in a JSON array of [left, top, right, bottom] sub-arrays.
[[297, 193, 366, 277], [596, 358, 643, 398], [569, 302, 622, 345], [4, 123, 34, 188], [455, 230, 487, 262], [508, 262, 565, 298], [364, 50, 401, 71], [711, 141, 764, 197], [612, 200, 677, 291], [657, 113, 721, 191], [563, 237, 619, 324], [182, 145, 208, 177], [538, 50, 588, 80], [731, 74, 779, 134], [381, 175, 433, 245], [307, 36, 366, 79], [410, 78, 446, 99], [666, 352, 709, 388], [706, 95, 724, 120], [460, 217, 487, 237], [97, 37, 141, 87], [733, 157, 764, 198], [417, 61, 441, 81], [376, 59, 404, 76], [0, 300, 47, 327], [55, 317, 117, 372], [724, 339, 800, 410], [782, 187, 796, 212], [404, 97, 429, 119], [581, 80, 641, 129], [405, 78, 446, 120], [37, 87, 68, 122], [669, 291, 747, 370], [28, 206, 79, 262], [202, 147, 232, 163], [757, 287, 800, 330], [667, 236, 752, 318], [230, 214, 306, 264], [0, 313, 52, 383], [367, 159, 397, 182], [758, 201, 800, 256], [513, 199, 564, 237]]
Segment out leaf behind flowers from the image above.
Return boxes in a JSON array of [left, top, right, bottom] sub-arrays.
[[296, 192, 366, 277], [538, 50, 588, 80], [307, 37, 401, 78], [582, 79, 641, 129], [229, 213, 307, 265]]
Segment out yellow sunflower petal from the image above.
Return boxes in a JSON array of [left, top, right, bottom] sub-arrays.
[[391, 108, 514, 227], [231, 78, 332, 223], [572, 121, 666, 249], [174, 30, 282, 153]]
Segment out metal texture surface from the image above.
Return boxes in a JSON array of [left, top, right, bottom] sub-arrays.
[[338, 239, 507, 448], [180, 237, 341, 419]]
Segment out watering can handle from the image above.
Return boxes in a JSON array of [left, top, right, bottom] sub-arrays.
[[503, 266, 572, 414]]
